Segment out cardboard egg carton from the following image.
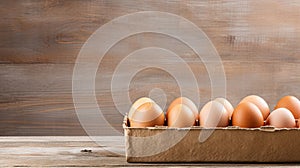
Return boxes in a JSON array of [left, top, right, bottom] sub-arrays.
[[123, 115, 300, 162]]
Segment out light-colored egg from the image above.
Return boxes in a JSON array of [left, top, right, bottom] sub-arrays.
[[275, 96, 300, 119], [199, 100, 229, 127], [240, 95, 270, 119], [167, 104, 195, 127], [128, 101, 164, 128], [266, 108, 296, 128], [128, 97, 154, 119], [232, 102, 264, 128], [214, 98, 234, 120], [167, 97, 198, 121]]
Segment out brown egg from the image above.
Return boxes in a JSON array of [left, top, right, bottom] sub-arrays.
[[232, 102, 264, 128], [214, 98, 234, 120], [167, 104, 195, 127], [266, 108, 296, 128], [240, 95, 270, 119], [128, 101, 164, 128], [167, 97, 198, 120], [199, 101, 229, 127], [275, 96, 300, 119]]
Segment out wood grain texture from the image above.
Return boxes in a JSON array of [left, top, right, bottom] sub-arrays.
[[1, 0, 300, 135], [0, 136, 298, 167], [1, 0, 300, 64]]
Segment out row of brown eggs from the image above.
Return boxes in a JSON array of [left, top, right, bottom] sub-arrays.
[[128, 95, 300, 128]]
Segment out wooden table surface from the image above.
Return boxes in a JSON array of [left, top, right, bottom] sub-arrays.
[[0, 136, 298, 167]]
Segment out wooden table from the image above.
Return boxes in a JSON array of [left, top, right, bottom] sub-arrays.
[[0, 136, 298, 167]]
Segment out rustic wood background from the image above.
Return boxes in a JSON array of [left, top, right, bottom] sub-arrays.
[[1, 0, 300, 135]]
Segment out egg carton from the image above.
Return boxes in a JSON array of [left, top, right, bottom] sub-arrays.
[[123, 115, 300, 162]]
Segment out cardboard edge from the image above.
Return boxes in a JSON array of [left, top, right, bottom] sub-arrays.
[[123, 115, 300, 131]]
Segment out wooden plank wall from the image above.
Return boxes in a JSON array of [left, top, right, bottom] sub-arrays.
[[0, 0, 300, 135]]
